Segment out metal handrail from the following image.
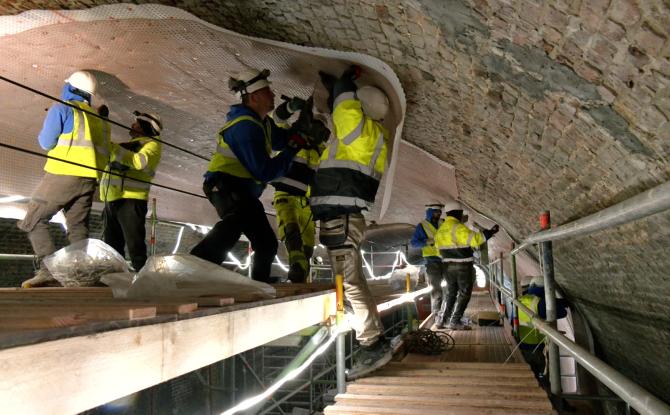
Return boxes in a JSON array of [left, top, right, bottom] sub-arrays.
[[512, 181, 670, 255], [0, 253, 36, 260], [488, 278, 670, 415]]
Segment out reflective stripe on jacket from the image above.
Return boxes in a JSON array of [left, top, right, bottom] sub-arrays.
[[271, 148, 321, 196], [518, 295, 545, 345], [44, 100, 110, 178], [435, 216, 486, 262], [208, 115, 271, 182], [100, 136, 162, 202], [310, 91, 388, 218], [420, 220, 440, 258]]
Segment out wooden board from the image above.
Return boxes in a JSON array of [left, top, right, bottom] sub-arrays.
[[325, 403, 551, 415], [372, 367, 536, 379], [0, 291, 336, 414], [335, 393, 552, 411]]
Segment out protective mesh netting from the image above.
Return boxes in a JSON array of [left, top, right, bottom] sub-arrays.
[[0, 4, 405, 224]]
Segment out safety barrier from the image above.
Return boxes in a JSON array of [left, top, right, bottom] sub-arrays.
[[487, 180, 670, 415]]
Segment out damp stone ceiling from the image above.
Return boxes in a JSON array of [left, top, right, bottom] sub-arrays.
[[2, 0, 670, 406]]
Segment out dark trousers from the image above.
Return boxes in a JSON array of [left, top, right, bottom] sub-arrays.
[[190, 182, 278, 283], [425, 261, 446, 320], [103, 199, 148, 271], [521, 345, 547, 386], [439, 261, 475, 325]]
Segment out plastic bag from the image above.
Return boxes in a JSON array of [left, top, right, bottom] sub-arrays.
[[43, 239, 129, 287], [111, 254, 276, 301]]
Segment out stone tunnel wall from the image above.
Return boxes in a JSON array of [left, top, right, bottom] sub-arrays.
[[2, 0, 669, 405]]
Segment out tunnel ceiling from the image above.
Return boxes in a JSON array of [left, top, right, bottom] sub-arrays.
[[2, 0, 670, 404]]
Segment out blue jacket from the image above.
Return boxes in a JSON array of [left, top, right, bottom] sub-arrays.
[[525, 285, 568, 320], [38, 84, 91, 150], [205, 104, 297, 198], [410, 208, 442, 262]]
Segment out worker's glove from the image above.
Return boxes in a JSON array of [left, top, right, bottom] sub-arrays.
[[109, 161, 130, 173], [282, 95, 307, 113], [483, 224, 500, 240], [318, 71, 337, 112], [318, 71, 337, 95], [302, 119, 330, 148], [119, 140, 142, 152], [275, 95, 307, 121], [287, 97, 330, 150], [97, 104, 109, 118], [341, 65, 362, 81]]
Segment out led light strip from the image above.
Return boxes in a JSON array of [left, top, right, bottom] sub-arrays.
[[220, 285, 430, 414], [221, 326, 344, 415]]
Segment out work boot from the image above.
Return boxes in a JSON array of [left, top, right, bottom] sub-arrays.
[[287, 263, 307, 283], [347, 339, 393, 380], [21, 267, 57, 288], [446, 319, 472, 330]]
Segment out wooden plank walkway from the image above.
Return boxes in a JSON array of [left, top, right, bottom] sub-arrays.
[[0, 283, 335, 335], [325, 290, 555, 415]]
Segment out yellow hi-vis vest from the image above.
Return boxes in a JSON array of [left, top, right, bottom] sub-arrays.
[[207, 115, 271, 181], [435, 216, 486, 262], [310, 91, 388, 210], [420, 220, 440, 258], [100, 136, 162, 202], [44, 101, 110, 178], [518, 294, 545, 345]]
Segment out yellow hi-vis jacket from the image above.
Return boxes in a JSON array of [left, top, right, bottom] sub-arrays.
[[518, 294, 545, 345], [100, 136, 162, 202], [207, 115, 271, 181], [420, 220, 440, 258], [310, 91, 388, 217], [44, 101, 110, 178], [435, 216, 486, 262]]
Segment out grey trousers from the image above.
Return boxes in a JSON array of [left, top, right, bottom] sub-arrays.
[[320, 213, 384, 346], [17, 173, 96, 259]]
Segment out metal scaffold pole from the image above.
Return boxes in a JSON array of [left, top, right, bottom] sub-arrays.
[[335, 274, 347, 394], [540, 211, 562, 398], [510, 243, 519, 337]]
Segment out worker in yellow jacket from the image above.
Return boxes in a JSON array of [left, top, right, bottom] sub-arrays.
[[18, 71, 110, 286], [100, 111, 162, 271], [271, 96, 327, 282], [312, 65, 391, 379], [435, 200, 499, 330]]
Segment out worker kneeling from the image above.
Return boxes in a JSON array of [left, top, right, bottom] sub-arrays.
[[518, 276, 568, 386], [311, 65, 391, 379], [100, 111, 162, 271]]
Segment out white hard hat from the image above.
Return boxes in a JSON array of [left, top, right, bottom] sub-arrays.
[[425, 201, 444, 211], [65, 70, 97, 95], [229, 68, 271, 96], [134, 111, 162, 135], [443, 200, 462, 213], [530, 275, 544, 287], [357, 86, 389, 121]]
